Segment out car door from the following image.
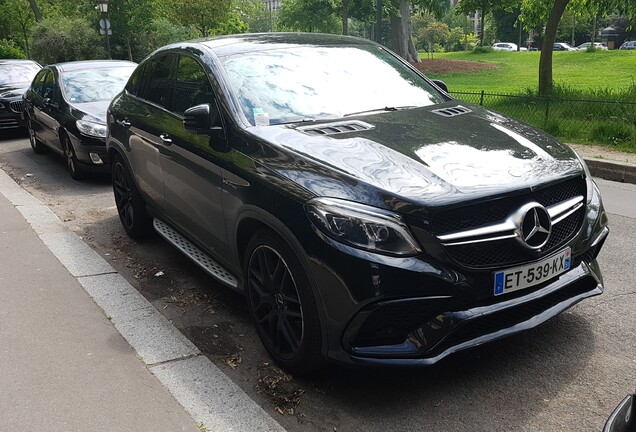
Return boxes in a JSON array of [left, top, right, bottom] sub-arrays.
[[115, 55, 178, 208], [29, 70, 62, 152], [157, 53, 230, 260]]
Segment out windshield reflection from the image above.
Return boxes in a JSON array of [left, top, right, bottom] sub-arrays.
[[61, 66, 135, 103], [0, 63, 40, 87], [220, 46, 444, 126]]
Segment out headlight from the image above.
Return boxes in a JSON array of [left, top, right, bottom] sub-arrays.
[[305, 197, 422, 256], [574, 151, 595, 204], [76, 120, 107, 138]]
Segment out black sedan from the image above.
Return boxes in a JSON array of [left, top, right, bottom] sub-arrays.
[[107, 33, 608, 373], [0, 59, 41, 130], [24, 60, 136, 179]]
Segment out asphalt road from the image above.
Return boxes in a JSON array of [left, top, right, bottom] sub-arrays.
[[1, 130, 634, 432]]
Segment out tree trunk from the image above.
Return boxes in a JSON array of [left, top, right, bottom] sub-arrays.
[[28, 0, 42, 22], [539, 0, 570, 95], [390, 0, 420, 62], [126, 37, 133, 61], [342, 0, 349, 35], [591, 15, 597, 44]]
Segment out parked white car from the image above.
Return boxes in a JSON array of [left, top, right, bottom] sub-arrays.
[[553, 42, 577, 51], [492, 42, 527, 52], [576, 42, 608, 50]]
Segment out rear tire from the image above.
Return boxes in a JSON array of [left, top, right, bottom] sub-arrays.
[[244, 229, 324, 374], [111, 153, 153, 239]]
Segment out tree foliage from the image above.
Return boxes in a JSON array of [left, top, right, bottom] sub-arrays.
[[278, 0, 340, 32], [0, 38, 26, 59], [31, 16, 105, 64]]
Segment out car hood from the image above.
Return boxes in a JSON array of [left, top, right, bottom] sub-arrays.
[[0, 84, 28, 99], [69, 100, 110, 123], [246, 102, 583, 212]]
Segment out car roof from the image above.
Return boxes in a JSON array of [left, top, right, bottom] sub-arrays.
[[158, 33, 377, 57], [49, 60, 137, 72]]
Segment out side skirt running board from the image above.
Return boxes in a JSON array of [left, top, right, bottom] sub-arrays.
[[153, 218, 238, 289]]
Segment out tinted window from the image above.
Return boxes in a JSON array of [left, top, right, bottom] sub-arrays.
[[173, 56, 214, 115], [42, 71, 56, 99], [139, 55, 176, 109], [125, 64, 145, 96], [61, 65, 136, 103], [31, 70, 48, 97]]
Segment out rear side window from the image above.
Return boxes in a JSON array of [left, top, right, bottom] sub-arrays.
[[31, 70, 48, 96], [138, 55, 176, 109], [42, 71, 56, 99], [173, 55, 214, 115]]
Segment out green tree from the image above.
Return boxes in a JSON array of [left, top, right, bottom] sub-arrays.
[[31, 16, 105, 64], [455, 0, 513, 45], [418, 21, 449, 56], [278, 0, 340, 32], [0, 38, 26, 59], [172, 0, 236, 36], [520, 0, 636, 95], [0, 0, 36, 57]]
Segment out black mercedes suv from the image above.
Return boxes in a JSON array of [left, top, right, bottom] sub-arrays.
[[106, 33, 608, 373]]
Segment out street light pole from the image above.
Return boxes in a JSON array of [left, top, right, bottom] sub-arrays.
[[97, 0, 111, 59]]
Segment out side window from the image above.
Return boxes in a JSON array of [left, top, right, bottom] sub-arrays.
[[42, 72, 56, 99], [125, 64, 145, 96], [138, 55, 176, 109], [173, 55, 214, 116], [31, 70, 48, 97]]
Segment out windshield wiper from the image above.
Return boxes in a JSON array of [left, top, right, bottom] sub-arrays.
[[344, 106, 417, 117]]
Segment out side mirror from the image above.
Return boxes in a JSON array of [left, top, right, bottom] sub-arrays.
[[183, 103, 222, 134], [604, 394, 635, 432], [432, 80, 449, 93]]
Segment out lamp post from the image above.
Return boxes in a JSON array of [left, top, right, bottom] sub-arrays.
[[97, 0, 111, 59]]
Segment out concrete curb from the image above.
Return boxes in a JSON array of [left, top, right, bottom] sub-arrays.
[[0, 168, 286, 432], [584, 157, 636, 185]]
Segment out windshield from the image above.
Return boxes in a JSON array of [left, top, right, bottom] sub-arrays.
[[61, 66, 136, 103], [220, 45, 445, 126], [0, 62, 40, 87]]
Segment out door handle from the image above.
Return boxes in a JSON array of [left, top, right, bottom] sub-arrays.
[[159, 133, 173, 144], [118, 118, 131, 128]]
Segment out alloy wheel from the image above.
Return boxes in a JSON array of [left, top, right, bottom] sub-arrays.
[[247, 245, 304, 360]]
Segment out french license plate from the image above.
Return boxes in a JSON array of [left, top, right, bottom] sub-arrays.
[[494, 248, 571, 296]]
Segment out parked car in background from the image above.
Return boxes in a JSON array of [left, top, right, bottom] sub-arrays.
[[108, 33, 608, 373], [24, 60, 136, 179], [492, 42, 527, 51], [619, 41, 636, 50], [553, 42, 577, 51], [0, 59, 41, 130], [576, 42, 608, 50]]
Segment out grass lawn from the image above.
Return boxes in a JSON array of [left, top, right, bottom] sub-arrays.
[[420, 50, 636, 95]]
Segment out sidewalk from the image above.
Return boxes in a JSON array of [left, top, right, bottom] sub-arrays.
[[0, 168, 285, 432]]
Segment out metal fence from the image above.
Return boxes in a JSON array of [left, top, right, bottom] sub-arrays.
[[449, 90, 636, 146]]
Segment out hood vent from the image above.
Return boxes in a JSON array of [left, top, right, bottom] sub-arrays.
[[297, 120, 375, 136], [432, 105, 472, 118]]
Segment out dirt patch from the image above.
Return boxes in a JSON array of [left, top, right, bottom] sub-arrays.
[[412, 58, 498, 74]]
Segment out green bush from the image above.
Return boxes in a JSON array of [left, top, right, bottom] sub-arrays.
[[31, 16, 105, 64], [0, 39, 26, 59], [472, 46, 493, 54]]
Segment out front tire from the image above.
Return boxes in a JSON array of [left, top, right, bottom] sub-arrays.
[[111, 153, 152, 239], [61, 133, 84, 180], [27, 117, 46, 154], [244, 229, 324, 374]]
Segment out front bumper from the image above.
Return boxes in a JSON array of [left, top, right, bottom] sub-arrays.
[[0, 99, 26, 129], [304, 185, 609, 366], [68, 132, 110, 173]]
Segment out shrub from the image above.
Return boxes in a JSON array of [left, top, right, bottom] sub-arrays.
[[0, 39, 26, 59], [472, 46, 493, 54], [31, 16, 105, 64]]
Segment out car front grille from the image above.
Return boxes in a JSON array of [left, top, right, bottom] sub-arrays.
[[431, 176, 586, 269], [9, 100, 24, 114]]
